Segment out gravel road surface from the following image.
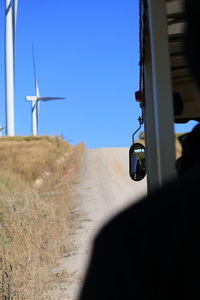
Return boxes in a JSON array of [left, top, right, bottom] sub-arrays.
[[49, 148, 147, 299]]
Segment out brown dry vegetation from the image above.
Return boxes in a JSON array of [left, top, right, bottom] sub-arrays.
[[137, 131, 185, 158], [0, 136, 84, 299]]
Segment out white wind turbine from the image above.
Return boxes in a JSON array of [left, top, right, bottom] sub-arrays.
[[5, 0, 18, 136], [25, 48, 65, 136]]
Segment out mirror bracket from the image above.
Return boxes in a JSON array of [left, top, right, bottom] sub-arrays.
[[132, 116, 143, 144]]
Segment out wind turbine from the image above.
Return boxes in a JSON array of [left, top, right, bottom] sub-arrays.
[[25, 48, 65, 136], [5, 0, 18, 136]]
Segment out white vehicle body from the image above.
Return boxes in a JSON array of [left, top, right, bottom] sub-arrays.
[[139, 0, 199, 193]]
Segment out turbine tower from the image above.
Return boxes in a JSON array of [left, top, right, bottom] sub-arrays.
[[5, 0, 18, 136], [25, 49, 65, 136]]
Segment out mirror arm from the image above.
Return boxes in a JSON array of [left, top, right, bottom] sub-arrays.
[[132, 116, 143, 144]]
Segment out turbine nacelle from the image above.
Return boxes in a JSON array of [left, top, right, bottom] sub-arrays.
[[26, 96, 38, 101]]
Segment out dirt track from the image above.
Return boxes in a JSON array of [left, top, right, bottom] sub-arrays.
[[48, 148, 147, 299]]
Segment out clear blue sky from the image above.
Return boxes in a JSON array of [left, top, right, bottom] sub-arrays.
[[0, 1, 197, 148]]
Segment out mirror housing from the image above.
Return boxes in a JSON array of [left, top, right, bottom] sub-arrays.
[[129, 143, 146, 181]]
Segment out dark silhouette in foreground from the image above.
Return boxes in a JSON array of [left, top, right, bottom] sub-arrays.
[[79, 1, 200, 299]]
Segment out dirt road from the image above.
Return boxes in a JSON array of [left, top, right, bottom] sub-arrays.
[[48, 148, 147, 299]]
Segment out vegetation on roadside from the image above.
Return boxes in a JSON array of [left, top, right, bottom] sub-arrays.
[[137, 131, 185, 158], [0, 135, 84, 299]]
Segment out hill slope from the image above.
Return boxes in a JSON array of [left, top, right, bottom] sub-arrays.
[[0, 136, 84, 299]]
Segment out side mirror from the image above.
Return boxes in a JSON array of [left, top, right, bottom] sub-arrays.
[[129, 143, 146, 181]]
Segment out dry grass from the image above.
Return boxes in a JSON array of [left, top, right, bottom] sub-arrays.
[[0, 136, 84, 299], [137, 131, 185, 159]]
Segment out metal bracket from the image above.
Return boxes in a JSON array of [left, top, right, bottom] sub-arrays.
[[132, 116, 143, 144]]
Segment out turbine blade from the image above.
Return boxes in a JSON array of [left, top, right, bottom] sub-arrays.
[[36, 79, 40, 98], [38, 97, 65, 101], [13, 0, 18, 38], [32, 45, 40, 97], [32, 44, 36, 83], [38, 99, 40, 115]]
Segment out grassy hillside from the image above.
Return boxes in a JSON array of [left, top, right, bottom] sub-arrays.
[[0, 136, 84, 299]]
